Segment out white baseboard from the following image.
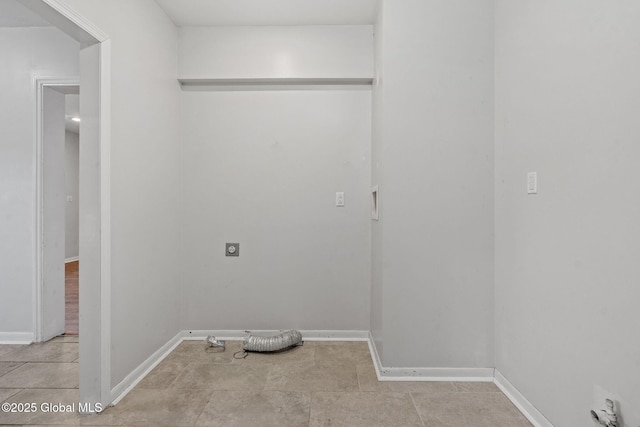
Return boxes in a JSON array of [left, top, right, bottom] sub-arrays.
[[367, 332, 493, 382], [368, 332, 384, 379], [65, 256, 79, 263], [0, 332, 34, 344], [110, 331, 183, 405], [183, 329, 370, 341], [494, 370, 554, 427]]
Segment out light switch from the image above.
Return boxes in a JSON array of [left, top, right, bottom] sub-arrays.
[[527, 172, 537, 194], [66, 195, 73, 202], [336, 192, 345, 207]]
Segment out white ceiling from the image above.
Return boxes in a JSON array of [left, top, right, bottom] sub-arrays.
[[0, 0, 51, 27], [1, 0, 378, 29], [155, 0, 379, 27]]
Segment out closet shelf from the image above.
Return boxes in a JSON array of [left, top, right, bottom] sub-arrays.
[[178, 77, 373, 89]]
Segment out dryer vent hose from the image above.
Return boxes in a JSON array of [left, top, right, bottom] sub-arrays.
[[243, 330, 303, 352]]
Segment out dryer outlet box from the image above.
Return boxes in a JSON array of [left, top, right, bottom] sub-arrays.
[[226, 243, 240, 257]]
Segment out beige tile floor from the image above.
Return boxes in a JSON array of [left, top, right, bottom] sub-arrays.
[[0, 338, 533, 426]]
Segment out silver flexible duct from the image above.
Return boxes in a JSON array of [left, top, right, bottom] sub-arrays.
[[205, 335, 226, 352], [243, 330, 303, 352]]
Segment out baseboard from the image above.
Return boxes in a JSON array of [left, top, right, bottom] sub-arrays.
[[183, 329, 370, 341], [0, 332, 34, 344], [65, 256, 79, 263], [367, 332, 494, 381], [494, 370, 554, 427], [367, 331, 384, 379], [110, 331, 183, 405]]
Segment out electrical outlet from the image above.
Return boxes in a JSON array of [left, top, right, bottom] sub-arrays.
[[225, 243, 239, 257]]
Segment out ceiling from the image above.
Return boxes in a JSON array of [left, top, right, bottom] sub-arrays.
[[1, 0, 378, 29], [155, 0, 379, 27], [0, 0, 51, 27]]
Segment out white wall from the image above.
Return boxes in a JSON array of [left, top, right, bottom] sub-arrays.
[[179, 24, 373, 331], [371, 0, 495, 368], [178, 26, 373, 81], [0, 27, 79, 340], [181, 89, 372, 330], [60, 0, 182, 387], [65, 130, 79, 260], [495, 1, 640, 426]]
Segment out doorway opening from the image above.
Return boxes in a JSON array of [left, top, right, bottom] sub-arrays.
[[64, 90, 80, 336], [37, 81, 79, 342]]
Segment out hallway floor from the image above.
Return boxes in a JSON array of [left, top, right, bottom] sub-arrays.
[[0, 339, 532, 426]]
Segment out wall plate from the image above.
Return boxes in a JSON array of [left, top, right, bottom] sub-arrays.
[[225, 243, 239, 257]]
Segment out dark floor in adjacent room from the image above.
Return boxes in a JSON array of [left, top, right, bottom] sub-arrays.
[[65, 260, 79, 336]]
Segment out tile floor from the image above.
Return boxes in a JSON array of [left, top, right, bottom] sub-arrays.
[[0, 338, 533, 426]]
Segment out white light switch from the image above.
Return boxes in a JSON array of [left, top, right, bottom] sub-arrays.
[[527, 172, 537, 194], [336, 192, 345, 207], [66, 195, 73, 202]]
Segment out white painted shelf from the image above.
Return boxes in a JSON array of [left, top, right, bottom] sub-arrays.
[[178, 77, 373, 89]]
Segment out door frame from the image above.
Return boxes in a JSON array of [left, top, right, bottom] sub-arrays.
[[34, 78, 79, 344], [22, 0, 112, 409]]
